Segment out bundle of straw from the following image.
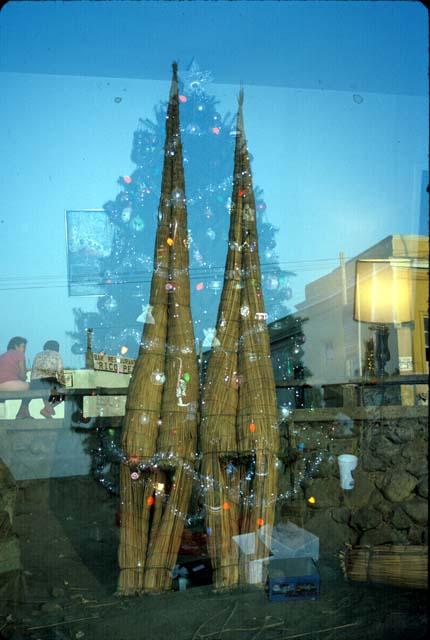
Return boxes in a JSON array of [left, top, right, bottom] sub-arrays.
[[234, 91, 279, 585], [118, 62, 198, 595], [339, 545, 428, 590], [200, 91, 280, 589]]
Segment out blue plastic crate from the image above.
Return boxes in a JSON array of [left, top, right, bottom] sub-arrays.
[[268, 557, 320, 601]]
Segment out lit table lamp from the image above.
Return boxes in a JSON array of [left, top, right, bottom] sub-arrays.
[[354, 259, 413, 377]]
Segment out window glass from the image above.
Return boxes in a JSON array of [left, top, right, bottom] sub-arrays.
[[0, 2, 428, 638]]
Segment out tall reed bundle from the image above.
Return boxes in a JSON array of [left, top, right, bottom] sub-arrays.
[[339, 545, 428, 590], [200, 453, 240, 588], [234, 92, 279, 583], [200, 138, 243, 588], [118, 62, 198, 595], [200, 91, 280, 589]]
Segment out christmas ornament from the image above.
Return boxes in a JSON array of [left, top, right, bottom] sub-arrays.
[[121, 207, 133, 224], [181, 59, 213, 95], [136, 304, 155, 324], [267, 276, 279, 290], [196, 282, 204, 291], [212, 127, 220, 135], [243, 205, 255, 222], [209, 280, 221, 292], [179, 95, 187, 103], [151, 371, 166, 385], [176, 358, 190, 407], [206, 228, 216, 240], [186, 123, 200, 135], [131, 216, 144, 232], [123, 175, 132, 184], [167, 237, 174, 247], [202, 327, 220, 348]]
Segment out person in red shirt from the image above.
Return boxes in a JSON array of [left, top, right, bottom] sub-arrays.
[[0, 336, 32, 418]]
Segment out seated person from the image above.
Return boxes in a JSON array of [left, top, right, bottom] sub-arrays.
[[0, 336, 31, 419], [30, 340, 65, 418]]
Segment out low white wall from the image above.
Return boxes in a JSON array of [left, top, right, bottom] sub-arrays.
[[0, 421, 92, 481]]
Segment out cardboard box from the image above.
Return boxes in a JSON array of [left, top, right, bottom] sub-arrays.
[[232, 531, 271, 584]]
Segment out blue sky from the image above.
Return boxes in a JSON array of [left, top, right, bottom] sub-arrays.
[[0, 0, 428, 366]]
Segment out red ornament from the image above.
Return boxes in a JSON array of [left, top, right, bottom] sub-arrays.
[[212, 127, 220, 135], [147, 496, 155, 506], [123, 175, 132, 184], [257, 518, 264, 527], [249, 422, 256, 433], [179, 95, 187, 103], [239, 189, 246, 197], [196, 282, 204, 291]]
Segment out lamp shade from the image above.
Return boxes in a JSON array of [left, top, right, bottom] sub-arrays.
[[354, 259, 414, 324]]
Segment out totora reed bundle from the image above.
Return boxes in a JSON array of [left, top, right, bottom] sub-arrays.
[[118, 62, 198, 595], [339, 545, 428, 590], [200, 90, 280, 590]]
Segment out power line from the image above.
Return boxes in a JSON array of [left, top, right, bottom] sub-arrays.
[[0, 257, 347, 291]]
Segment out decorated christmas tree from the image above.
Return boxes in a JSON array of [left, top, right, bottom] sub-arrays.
[[69, 61, 295, 358]]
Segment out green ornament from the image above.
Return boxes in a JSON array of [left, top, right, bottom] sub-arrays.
[[183, 372, 190, 382], [108, 428, 115, 437]]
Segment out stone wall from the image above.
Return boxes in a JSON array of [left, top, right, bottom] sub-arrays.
[[278, 406, 428, 553]]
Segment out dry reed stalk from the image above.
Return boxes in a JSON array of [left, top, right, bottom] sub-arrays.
[[118, 466, 158, 594], [141, 62, 198, 592], [201, 453, 240, 589], [118, 186, 171, 594], [146, 469, 167, 552], [143, 464, 195, 591], [199, 189, 242, 588], [238, 451, 278, 585], [233, 93, 279, 584], [200, 91, 280, 589], [118, 62, 198, 594], [340, 545, 428, 590]]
